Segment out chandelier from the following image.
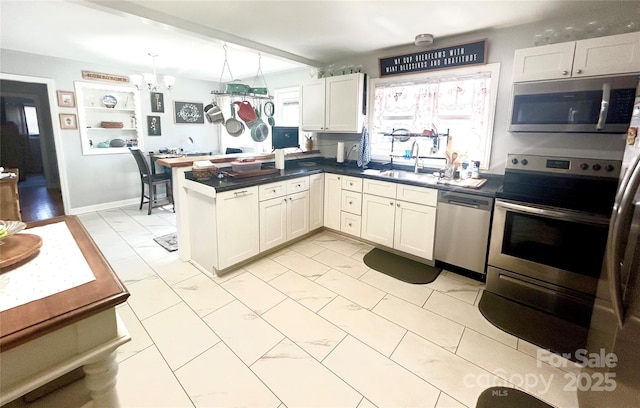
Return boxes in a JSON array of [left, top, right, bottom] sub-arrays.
[[130, 53, 176, 92]]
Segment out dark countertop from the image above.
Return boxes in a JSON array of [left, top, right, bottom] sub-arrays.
[[185, 158, 503, 198]]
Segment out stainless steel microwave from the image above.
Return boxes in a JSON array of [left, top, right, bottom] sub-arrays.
[[508, 74, 638, 133]]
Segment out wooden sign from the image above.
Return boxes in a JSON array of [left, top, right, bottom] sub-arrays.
[[379, 39, 487, 77], [81, 70, 130, 84]]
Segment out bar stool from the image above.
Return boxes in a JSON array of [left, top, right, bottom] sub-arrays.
[[129, 148, 174, 215]]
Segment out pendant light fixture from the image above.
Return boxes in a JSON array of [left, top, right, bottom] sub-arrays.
[[130, 53, 176, 92]]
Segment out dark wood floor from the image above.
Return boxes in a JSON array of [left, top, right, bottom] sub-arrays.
[[18, 174, 65, 222]]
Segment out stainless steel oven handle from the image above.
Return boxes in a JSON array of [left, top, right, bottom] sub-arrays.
[[596, 82, 611, 130], [606, 154, 640, 327], [495, 199, 609, 225]]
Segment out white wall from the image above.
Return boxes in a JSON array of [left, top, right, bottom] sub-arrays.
[[318, 4, 639, 173], [1, 49, 220, 211]]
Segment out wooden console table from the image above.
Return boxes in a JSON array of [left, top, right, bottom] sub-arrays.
[[0, 216, 130, 407]]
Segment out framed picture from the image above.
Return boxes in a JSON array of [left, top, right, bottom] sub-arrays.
[[59, 113, 77, 129], [151, 92, 164, 113], [174, 101, 204, 124], [56, 90, 76, 107], [147, 116, 162, 136]]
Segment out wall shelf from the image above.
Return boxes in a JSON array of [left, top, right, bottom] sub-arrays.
[[74, 81, 143, 155]]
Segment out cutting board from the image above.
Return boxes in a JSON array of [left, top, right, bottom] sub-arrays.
[[437, 178, 487, 189], [0, 233, 43, 270]]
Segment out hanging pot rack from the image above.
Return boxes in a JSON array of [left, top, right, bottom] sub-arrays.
[[210, 46, 273, 101]]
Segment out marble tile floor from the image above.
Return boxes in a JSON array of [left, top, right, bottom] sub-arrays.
[[6, 205, 584, 408]]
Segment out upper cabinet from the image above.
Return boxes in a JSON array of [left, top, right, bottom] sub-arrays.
[[300, 73, 366, 133], [74, 81, 143, 155], [512, 31, 640, 82]]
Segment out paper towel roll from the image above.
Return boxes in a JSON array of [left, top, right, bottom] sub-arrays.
[[275, 149, 285, 169], [336, 142, 345, 163]]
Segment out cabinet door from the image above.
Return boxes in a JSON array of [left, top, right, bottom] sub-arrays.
[[393, 200, 436, 260], [287, 190, 310, 241], [325, 73, 365, 132], [512, 42, 575, 82], [361, 194, 395, 247], [573, 32, 640, 77], [324, 174, 342, 230], [300, 79, 326, 131], [309, 173, 324, 230], [216, 187, 260, 269], [259, 196, 287, 252]]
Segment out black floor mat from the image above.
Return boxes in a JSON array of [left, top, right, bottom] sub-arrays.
[[475, 387, 553, 408], [363, 248, 441, 284], [478, 291, 588, 361]]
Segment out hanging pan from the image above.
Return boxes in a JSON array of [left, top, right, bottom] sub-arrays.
[[225, 103, 244, 137], [250, 103, 268, 142]]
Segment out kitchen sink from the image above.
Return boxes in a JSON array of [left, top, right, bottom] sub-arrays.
[[362, 169, 439, 185]]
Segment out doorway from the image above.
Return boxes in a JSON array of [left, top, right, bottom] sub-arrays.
[[1, 79, 64, 221]]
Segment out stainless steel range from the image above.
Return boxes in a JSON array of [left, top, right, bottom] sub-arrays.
[[486, 154, 621, 327]]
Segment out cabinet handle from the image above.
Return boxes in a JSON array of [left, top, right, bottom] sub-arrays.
[[337, 176, 341, 180], [390, 202, 394, 205], [348, 222, 352, 227], [272, 189, 276, 193], [397, 203, 400, 207], [562, 70, 569, 75], [289, 197, 292, 201], [296, 184, 301, 187], [576, 69, 583, 74], [349, 182, 353, 186], [349, 201, 353, 205], [234, 190, 248, 196]]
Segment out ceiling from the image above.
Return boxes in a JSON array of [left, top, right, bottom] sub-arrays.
[[1, 1, 637, 85]]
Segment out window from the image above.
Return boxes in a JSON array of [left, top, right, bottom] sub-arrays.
[[24, 105, 40, 135], [219, 87, 300, 154], [369, 63, 500, 169]]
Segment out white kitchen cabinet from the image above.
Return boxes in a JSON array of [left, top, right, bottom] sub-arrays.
[[309, 173, 324, 231], [361, 181, 438, 261], [573, 32, 640, 77], [393, 199, 436, 260], [300, 73, 366, 132], [74, 81, 143, 155], [512, 32, 640, 82], [361, 193, 396, 247], [512, 42, 576, 82], [259, 177, 310, 252], [324, 173, 342, 230], [216, 187, 260, 270]]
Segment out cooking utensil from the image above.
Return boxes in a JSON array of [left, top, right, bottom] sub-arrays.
[[249, 103, 269, 142], [264, 101, 275, 126], [225, 103, 244, 137], [233, 101, 257, 124], [205, 102, 225, 124], [391, 128, 410, 142], [225, 80, 250, 94]]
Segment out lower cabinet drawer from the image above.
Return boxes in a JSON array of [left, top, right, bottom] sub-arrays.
[[396, 184, 437, 206], [340, 212, 361, 237], [341, 190, 362, 215], [259, 181, 287, 201]]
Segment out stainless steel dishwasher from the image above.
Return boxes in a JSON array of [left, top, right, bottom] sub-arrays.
[[435, 190, 493, 275]]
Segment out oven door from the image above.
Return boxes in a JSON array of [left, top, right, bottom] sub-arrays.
[[489, 199, 610, 295]]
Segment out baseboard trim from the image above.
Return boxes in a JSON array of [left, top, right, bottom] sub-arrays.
[[68, 198, 139, 215]]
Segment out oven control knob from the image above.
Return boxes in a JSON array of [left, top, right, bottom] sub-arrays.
[[605, 164, 615, 172], [521, 159, 528, 166], [511, 158, 519, 165], [592, 164, 601, 171], [580, 163, 589, 170]]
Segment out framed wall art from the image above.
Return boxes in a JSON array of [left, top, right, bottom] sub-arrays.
[[174, 101, 204, 124], [147, 116, 162, 136], [59, 113, 77, 129], [56, 90, 76, 107], [151, 92, 164, 112]]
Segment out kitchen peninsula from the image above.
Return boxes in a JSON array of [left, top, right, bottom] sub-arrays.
[[159, 153, 501, 277]]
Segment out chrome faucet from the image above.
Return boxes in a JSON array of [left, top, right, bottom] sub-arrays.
[[410, 140, 420, 173]]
